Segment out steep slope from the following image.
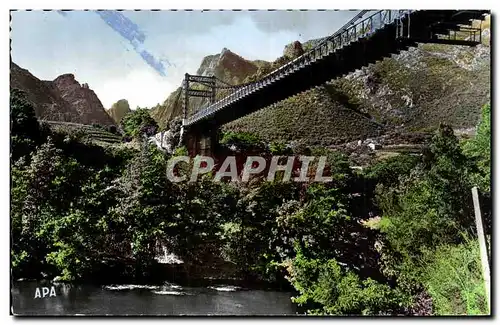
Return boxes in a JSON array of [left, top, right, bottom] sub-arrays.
[[330, 42, 490, 132], [107, 99, 132, 124], [52, 74, 115, 126], [10, 62, 75, 121], [223, 86, 384, 146], [10, 62, 116, 126]]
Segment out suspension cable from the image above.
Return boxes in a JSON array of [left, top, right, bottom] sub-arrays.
[[205, 10, 371, 90]]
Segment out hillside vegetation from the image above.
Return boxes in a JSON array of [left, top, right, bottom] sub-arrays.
[[11, 85, 491, 314]]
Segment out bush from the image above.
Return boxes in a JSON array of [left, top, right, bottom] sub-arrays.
[[463, 103, 491, 193], [220, 131, 265, 151], [286, 248, 410, 315], [120, 108, 158, 138], [269, 141, 292, 155], [377, 125, 475, 268], [364, 154, 419, 188], [10, 88, 43, 160], [422, 239, 488, 315]]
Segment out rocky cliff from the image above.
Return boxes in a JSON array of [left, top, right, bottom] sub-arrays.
[[10, 62, 116, 126], [107, 99, 132, 124], [52, 74, 115, 125], [10, 62, 74, 121]]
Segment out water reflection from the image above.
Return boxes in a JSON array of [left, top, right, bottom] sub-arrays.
[[12, 281, 297, 316]]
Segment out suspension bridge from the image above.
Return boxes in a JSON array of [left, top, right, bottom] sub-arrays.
[[173, 10, 489, 156]]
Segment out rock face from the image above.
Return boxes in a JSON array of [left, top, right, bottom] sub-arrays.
[[223, 36, 490, 145], [107, 99, 131, 124], [10, 62, 74, 121], [198, 48, 260, 84], [283, 41, 305, 59], [52, 74, 115, 125], [10, 62, 116, 126]]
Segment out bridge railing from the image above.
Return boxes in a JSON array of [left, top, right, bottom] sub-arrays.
[[186, 10, 414, 126]]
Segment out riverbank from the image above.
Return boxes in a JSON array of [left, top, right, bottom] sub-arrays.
[[13, 259, 294, 292]]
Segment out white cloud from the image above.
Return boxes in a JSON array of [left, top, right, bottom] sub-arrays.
[[96, 68, 178, 109]]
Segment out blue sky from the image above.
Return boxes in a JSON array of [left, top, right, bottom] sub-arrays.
[[11, 10, 357, 109]]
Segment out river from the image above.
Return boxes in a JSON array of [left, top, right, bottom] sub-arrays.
[[11, 281, 297, 316]]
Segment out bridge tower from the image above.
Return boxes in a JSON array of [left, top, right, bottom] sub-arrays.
[[181, 73, 219, 156]]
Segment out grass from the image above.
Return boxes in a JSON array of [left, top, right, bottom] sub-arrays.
[[422, 238, 489, 315]]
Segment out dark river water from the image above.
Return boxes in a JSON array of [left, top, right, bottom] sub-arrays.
[[11, 281, 297, 316]]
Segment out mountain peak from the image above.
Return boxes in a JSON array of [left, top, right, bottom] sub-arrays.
[[107, 99, 131, 124], [11, 63, 115, 125], [53, 73, 78, 85]]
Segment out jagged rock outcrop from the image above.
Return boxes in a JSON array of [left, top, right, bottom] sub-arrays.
[[149, 117, 183, 153], [283, 41, 305, 59], [10, 62, 116, 126], [107, 99, 131, 124], [330, 40, 490, 132], [10, 62, 75, 121], [52, 74, 115, 125]]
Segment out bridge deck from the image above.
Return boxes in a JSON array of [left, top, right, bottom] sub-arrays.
[[184, 10, 488, 129]]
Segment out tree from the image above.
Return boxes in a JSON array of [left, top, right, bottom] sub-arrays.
[[286, 248, 409, 315], [376, 124, 476, 286], [10, 88, 43, 160], [11, 138, 84, 279], [120, 108, 159, 138], [463, 104, 491, 193]]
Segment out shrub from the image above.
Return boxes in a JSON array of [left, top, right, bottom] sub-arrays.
[[10, 88, 43, 160], [286, 248, 410, 315], [220, 131, 265, 152], [462, 103, 491, 193], [422, 239, 488, 315], [120, 108, 159, 138]]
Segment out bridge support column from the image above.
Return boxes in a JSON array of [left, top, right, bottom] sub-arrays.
[[182, 123, 219, 157]]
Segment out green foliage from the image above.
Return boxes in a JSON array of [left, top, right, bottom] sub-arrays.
[[120, 108, 158, 138], [374, 123, 490, 313], [378, 125, 474, 266], [10, 87, 491, 316], [173, 146, 188, 156], [269, 141, 292, 155], [11, 138, 87, 279], [10, 88, 40, 138], [463, 104, 491, 193], [287, 248, 409, 315], [220, 131, 264, 151], [422, 239, 488, 315], [222, 181, 300, 280], [310, 148, 353, 188], [10, 88, 45, 160], [364, 154, 419, 188]]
